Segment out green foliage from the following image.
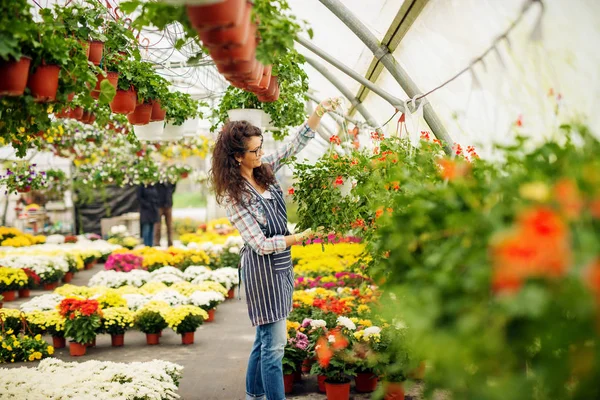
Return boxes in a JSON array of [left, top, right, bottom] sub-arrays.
[[0, 0, 37, 62], [52, 1, 106, 42], [64, 315, 101, 345], [174, 314, 204, 334], [135, 310, 167, 334], [164, 91, 205, 126]]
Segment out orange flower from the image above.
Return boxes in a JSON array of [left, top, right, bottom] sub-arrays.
[[351, 218, 365, 229], [329, 135, 341, 145], [553, 178, 583, 219], [590, 198, 600, 219], [420, 131, 431, 141], [452, 143, 463, 156], [332, 154, 339, 160], [518, 206, 567, 241], [350, 158, 359, 166], [334, 176, 344, 186], [316, 336, 333, 368], [288, 187, 294, 195], [516, 115, 523, 127], [437, 158, 470, 180], [330, 328, 349, 350], [386, 207, 393, 214], [375, 208, 384, 219]]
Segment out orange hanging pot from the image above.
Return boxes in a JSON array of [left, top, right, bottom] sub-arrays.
[[27, 64, 60, 102], [110, 87, 137, 115], [127, 102, 153, 125], [241, 61, 263, 84], [150, 100, 167, 121], [69, 106, 84, 120], [88, 41, 104, 65], [186, 0, 246, 32], [217, 59, 254, 78], [91, 71, 119, 99], [0, 56, 31, 96], [248, 64, 271, 92], [200, 3, 251, 48]]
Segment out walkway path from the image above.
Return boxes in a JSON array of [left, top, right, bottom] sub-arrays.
[[2, 263, 424, 399]]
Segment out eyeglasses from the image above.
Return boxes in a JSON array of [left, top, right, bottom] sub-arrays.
[[247, 144, 263, 157]]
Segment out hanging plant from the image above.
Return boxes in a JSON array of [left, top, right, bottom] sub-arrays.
[[0, 163, 49, 194], [164, 91, 205, 126]]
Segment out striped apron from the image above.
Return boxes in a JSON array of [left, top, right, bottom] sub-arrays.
[[241, 183, 295, 326]]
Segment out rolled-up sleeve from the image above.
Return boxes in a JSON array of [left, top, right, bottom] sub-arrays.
[[226, 201, 287, 256], [262, 123, 315, 173]]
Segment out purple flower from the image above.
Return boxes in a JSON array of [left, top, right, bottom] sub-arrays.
[[301, 318, 312, 328]]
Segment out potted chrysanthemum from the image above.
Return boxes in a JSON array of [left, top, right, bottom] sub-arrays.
[[58, 298, 103, 356], [164, 305, 208, 345], [100, 307, 134, 347], [135, 301, 169, 345], [188, 290, 225, 322]]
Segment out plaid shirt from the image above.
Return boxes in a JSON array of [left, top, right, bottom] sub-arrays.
[[225, 123, 315, 255]]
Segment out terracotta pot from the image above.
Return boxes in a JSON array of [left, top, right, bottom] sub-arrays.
[[91, 71, 119, 99], [384, 382, 405, 400], [110, 88, 137, 115], [84, 262, 93, 270], [150, 100, 167, 121], [209, 25, 256, 64], [206, 308, 216, 322], [111, 334, 125, 347], [27, 64, 60, 102], [181, 172, 189, 179], [181, 332, 195, 345], [1, 291, 16, 302], [86, 337, 96, 348], [127, 103, 153, 125], [88, 41, 104, 65], [146, 333, 160, 345], [317, 375, 326, 393], [228, 80, 248, 90], [355, 372, 378, 393], [52, 336, 66, 349], [43, 282, 57, 291], [186, 0, 246, 31], [69, 342, 86, 356], [301, 358, 313, 373], [159, 330, 163, 338], [80, 111, 91, 124], [17, 187, 31, 193], [241, 62, 263, 84], [63, 272, 73, 283], [325, 380, 351, 400], [227, 288, 235, 299], [0, 56, 31, 96], [248, 64, 271, 91], [200, 3, 251, 48], [258, 83, 279, 103], [18, 288, 30, 298], [87, 113, 97, 124], [217, 60, 254, 77], [70, 106, 84, 120], [283, 373, 294, 394]]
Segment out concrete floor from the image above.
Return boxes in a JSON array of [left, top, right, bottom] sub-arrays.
[[1, 263, 425, 400]]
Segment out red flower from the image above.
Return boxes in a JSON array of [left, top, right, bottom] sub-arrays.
[[288, 187, 295, 195], [420, 131, 431, 141], [329, 135, 341, 145], [516, 115, 523, 127], [334, 176, 344, 186], [316, 336, 333, 368], [452, 143, 463, 156]]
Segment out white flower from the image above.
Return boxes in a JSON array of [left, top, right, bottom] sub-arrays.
[[189, 290, 225, 307], [363, 326, 382, 338], [337, 316, 356, 330], [152, 289, 188, 306], [228, 246, 240, 254], [328, 335, 336, 343], [310, 319, 327, 328]]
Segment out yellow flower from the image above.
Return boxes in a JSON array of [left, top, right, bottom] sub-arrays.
[[28, 354, 35, 361], [47, 346, 54, 355]]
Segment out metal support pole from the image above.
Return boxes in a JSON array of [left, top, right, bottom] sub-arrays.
[[319, 0, 453, 154], [304, 56, 383, 136], [297, 37, 406, 113]]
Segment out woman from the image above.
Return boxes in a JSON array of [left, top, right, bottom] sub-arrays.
[[211, 98, 341, 400]]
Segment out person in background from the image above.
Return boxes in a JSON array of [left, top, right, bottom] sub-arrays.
[[137, 184, 159, 247], [154, 182, 176, 247]]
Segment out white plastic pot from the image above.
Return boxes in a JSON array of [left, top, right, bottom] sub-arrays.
[[134, 121, 165, 141], [227, 108, 266, 127], [162, 123, 185, 141], [261, 112, 279, 131]]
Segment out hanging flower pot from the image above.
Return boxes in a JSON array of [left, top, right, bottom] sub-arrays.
[[69, 106, 84, 120], [186, 0, 246, 32], [355, 372, 378, 393], [0, 56, 31, 96], [110, 87, 137, 115], [325, 379, 351, 400], [317, 375, 327, 393], [150, 100, 167, 121], [134, 121, 165, 141], [91, 71, 119, 99], [283, 374, 294, 394], [162, 123, 185, 141], [88, 41, 104, 65], [258, 76, 278, 102], [384, 382, 405, 400], [216, 59, 254, 78], [80, 111, 91, 124], [206, 308, 216, 322], [241, 61, 263, 84], [209, 25, 256, 64], [146, 333, 160, 345], [27, 64, 60, 102], [1, 291, 16, 302], [111, 334, 125, 347], [69, 342, 87, 356], [18, 288, 30, 298], [63, 271, 73, 283], [200, 3, 251, 48], [52, 336, 66, 349], [181, 332, 195, 345], [247, 64, 270, 92], [127, 103, 153, 125]]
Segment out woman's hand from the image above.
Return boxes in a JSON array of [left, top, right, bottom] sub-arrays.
[[294, 226, 325, 243], [316, 97, 344, 117]]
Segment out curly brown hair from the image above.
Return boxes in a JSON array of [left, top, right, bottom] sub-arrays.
[[210, 120, 277, 206]]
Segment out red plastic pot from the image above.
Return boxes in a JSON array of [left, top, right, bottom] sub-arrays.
[[209, 25, 256, 64], [283, 373, 294, 394], [384, 382, 405, 400], [206, 308, 216, 322], [146, 333, 160, 345], [52, 336, 66, 349], [69, 342, 86, 356], [111, 334, 125, 347], [150, 100, 166, 121], [242, 62, 263, 84], [200, 3, 251, 48], [1, 291, 16, 302], [325, 380, 351, 400], [127, 103, 153, 125], [181, 332, 195, 345], [88, 41, 104, 65], [186, 0, 246, 31], [18, 288, 30, 298], [227, 288, 235, 299], [317, 375, 327, 393], [27, 64, 60, 102], [110, 88, 137, 115], [91, 71, 119, 99], [70, 106, 84, 120], [355, 372, 378, 393], [248, 64, 271, 92], [63, 271, 73, 283], [217, 59, 254, 78], [0, 56, 31, 96], [43, 282, 58, 291]]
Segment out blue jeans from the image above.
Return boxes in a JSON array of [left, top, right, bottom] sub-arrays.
[[246, 318, 287, 400], [141, 223, 154, 247]]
